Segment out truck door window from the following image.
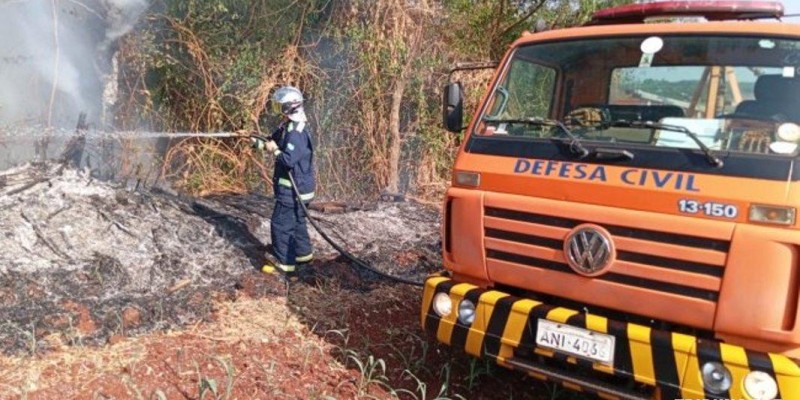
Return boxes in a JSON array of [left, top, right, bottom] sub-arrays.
[[484, 59, 556, 135]]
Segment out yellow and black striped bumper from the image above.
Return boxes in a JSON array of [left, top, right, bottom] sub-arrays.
[[421, 276, 800, 400]]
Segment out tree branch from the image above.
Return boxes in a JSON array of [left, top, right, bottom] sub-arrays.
[[497, 0, 547, 39]]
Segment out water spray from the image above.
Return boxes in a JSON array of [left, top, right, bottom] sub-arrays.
[[0, 128, 250, 140]]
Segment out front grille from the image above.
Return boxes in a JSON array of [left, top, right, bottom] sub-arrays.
[[483, 206, 730, 318], [486, 207, 730, 252], [487, 248, 719, 301]]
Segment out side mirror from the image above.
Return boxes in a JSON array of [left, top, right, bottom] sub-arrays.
[[443, 82, 464, 133]]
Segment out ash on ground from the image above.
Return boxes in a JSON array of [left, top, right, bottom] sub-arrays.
[[0, 163, 441, 355]]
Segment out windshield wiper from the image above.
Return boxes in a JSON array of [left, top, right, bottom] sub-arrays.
[[610, 120, 724, 167], [483, 117, 589, 158], [594, 148, 634, 161]]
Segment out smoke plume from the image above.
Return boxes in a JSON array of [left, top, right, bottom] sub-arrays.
[[0, 0, 148, 128]]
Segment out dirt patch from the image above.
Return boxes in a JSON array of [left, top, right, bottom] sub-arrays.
[[0, 293, 366, 399], [61, 300, 98, 336], [1, 277, 571, 400]]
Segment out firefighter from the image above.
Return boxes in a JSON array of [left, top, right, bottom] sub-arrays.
[[252, 86, 316, 274]]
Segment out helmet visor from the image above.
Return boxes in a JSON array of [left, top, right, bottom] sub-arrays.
[[270, 100, 282, 116]]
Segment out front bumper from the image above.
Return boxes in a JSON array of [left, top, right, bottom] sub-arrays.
[[421, 276, 800, 400]]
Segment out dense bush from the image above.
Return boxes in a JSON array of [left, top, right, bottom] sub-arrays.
[[116, 0, 630, 199]]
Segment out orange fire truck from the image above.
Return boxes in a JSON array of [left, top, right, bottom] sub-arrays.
[[423, 2, 800, 399]]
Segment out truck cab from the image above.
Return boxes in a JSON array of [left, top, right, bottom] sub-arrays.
[[422, 2, 800, 399]]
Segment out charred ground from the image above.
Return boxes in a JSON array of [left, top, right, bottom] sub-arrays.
[[0, 164, 570, 399]]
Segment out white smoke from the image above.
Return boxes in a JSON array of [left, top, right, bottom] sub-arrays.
[[0, 0, 148, 128]]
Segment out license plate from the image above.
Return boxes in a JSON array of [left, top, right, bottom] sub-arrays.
[[535, 319, 615, 366]]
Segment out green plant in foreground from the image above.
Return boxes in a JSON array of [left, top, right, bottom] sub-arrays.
[[346, 350, 393, 398], [191, 355, 236, 400], [386, 329, 430, 375], [193, 359, 220, 400], [465, 358, 494, 390], [326, 328, 352, 358], [212, 355, 236, 400], [395, 369, 466, 400], [199, 376, 219, 400]]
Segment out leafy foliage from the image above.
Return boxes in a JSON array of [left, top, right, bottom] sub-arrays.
[[116, 0, 633, 198]]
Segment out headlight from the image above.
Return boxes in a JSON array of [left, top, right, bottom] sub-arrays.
[[454, 171, 480, 187], [744, 371, 778, 400], [701, 362, 732, 394], [457, 299, 476, 325], [432, 293, 452, 317], [777, 122, 800, 142], [749, 204, 796, 226]]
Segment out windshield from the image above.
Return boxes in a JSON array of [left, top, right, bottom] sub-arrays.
[[476, 35, 800, 157]]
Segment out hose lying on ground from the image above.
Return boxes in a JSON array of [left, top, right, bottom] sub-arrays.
[[286, 172, 424, 287], [248, 134, 424, 287]]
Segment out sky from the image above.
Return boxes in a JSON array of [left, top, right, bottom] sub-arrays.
[[786, 0, 800, 21]]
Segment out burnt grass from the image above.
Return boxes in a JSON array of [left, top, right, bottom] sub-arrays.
[[0, 164, 442, 356], [0, 165, 583, 399], [0, 217, 250, 354]]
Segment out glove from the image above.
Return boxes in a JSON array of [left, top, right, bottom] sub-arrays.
[[250, 137, 266, 150], [265, 140, 279, 153]]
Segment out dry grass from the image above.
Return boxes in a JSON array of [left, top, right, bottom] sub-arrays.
[[156, 39, 327, 195], [0, 334, 149, 395], [0, 295, 342, 398], [0, 275, 557, 400]]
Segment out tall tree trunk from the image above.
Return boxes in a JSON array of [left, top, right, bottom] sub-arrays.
[[386, 77, 406, 193]]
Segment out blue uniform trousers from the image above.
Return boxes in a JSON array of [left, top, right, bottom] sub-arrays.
[[271, 200, 312, 265]]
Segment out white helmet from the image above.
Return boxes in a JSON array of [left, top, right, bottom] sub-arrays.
[[271, 86, 306, 122]]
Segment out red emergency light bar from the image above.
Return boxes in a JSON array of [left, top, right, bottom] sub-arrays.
[[588, 1, 785, 25]]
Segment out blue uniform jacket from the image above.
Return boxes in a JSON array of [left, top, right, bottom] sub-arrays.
[[270, 121, 316, 204]]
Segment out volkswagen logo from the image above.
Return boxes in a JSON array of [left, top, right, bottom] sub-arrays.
[[563, 224, 615, 276]]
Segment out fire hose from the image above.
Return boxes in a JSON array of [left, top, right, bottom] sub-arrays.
[[250, 134, 424, 287]]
